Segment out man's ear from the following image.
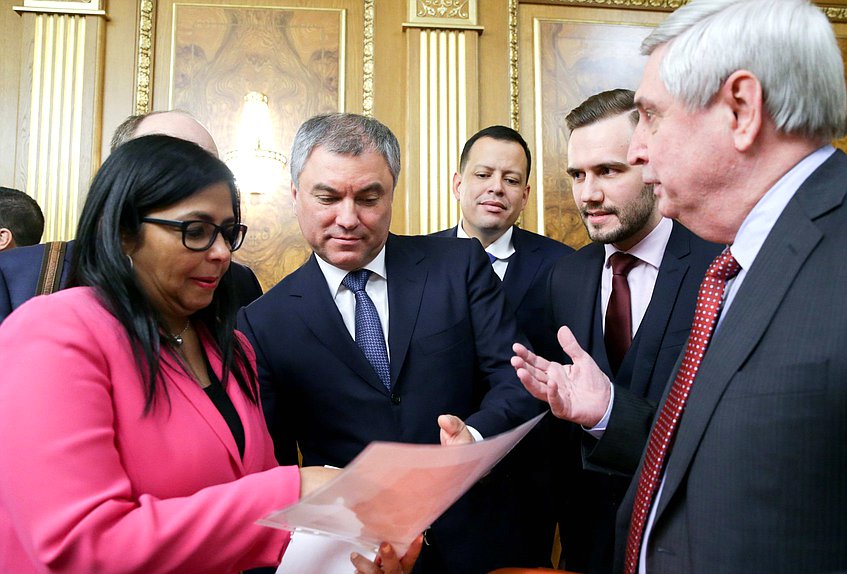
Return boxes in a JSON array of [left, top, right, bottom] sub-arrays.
[[0, 228, 14, 251], [451, 172, 462, 201], [721, 69, 763, 152]]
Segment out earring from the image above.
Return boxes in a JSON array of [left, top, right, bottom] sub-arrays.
[[126, 253, 134, 269]]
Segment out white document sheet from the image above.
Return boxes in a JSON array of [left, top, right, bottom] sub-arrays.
[[262, 411, 546, 565], [276, 530, 376, 574]]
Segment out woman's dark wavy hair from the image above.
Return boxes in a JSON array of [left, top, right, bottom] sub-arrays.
[[68, 134, 257, 413]]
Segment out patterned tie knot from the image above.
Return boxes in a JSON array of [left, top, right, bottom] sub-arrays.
[[342, 269, 372, 293], [706, 249, 741, 282], [610, 252, 640, 277]]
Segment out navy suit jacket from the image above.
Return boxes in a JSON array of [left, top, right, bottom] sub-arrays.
[[546, 222, 720, 574], [238, 233, 544, 574], [591, 150, 847, 573], [0, 240, 263, 325], [432, 225, 572, 352], [432, 224, 572, 566]]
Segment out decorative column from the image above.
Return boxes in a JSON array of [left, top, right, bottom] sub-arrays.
[[13, 0, 106, 242], [403, 0, 481, 235]]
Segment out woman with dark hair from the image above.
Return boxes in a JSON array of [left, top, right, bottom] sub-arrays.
[[0, 135, 420, 574]]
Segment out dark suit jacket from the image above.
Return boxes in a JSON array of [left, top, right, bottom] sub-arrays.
[[433, 224, 572, 567], [591, 150, 847, 573], [237, 233, 544, 574], [545, 222, 720, 574], [432, 225, 573, 351], [0, 240, 263, 325]]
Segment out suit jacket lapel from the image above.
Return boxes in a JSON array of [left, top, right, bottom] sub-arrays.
[[655, 166, 837, 520], [628, 223, 690, 397], [163, 341, 245, 471], [502, 227, 541, 309], [291, 255, 389, 394], [563, 244, 605, 358], [385, 235, 427, 388]]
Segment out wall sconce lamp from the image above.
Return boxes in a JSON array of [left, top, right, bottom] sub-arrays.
[[224, 91, 287, 194]]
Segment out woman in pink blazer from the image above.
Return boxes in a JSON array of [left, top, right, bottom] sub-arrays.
[[0, 135, 420, 574]]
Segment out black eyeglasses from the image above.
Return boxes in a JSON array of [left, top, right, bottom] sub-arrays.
[[141, 218, 247, 252]]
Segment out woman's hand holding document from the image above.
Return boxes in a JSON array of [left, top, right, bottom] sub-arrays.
[[265, 411, 545, 567]]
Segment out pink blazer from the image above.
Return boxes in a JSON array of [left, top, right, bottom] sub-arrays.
[[0, 287, 300, 573]]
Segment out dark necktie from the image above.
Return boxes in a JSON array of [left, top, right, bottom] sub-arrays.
[[624, 249, 741, 574], [604, 252, 640, 375], [487, 251, 497, 264], [341, 270, 391, 390]]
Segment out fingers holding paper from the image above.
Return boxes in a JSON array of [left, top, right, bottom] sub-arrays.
[[350, 535, 424, 574], [511, 325, 611, 428], [437, 414, 474, 445]]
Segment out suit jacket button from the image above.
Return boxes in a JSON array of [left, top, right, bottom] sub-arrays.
[[390, 393, 401, 405]]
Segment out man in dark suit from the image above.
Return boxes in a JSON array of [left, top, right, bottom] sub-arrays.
[[548, 89, 719, 574], [433, 125, 572, 566], [513, 1, 847, 572], [238, 113, 543, 574], [0, 110, 262, 324], [434, 125, 572, 352]]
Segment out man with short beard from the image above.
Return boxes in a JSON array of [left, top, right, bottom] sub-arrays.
[[545, 89, 720, 574]]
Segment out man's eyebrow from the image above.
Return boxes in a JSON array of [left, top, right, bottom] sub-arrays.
[[311, 183, 339, 194], [566, 161, 629, 177], [311, 182, 386, 194], [633, 95, 652, 110], [598, 161, 630, 171]]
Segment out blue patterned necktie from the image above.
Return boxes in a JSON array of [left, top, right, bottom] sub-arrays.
[[342, 269, 391, 389]]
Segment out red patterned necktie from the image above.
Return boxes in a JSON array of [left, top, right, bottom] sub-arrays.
[[624, 249, 741, 574], [605, 252, 641, 375]]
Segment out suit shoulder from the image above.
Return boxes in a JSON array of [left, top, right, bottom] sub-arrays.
[[673, 224, 724, 264], [555, 241, 603, 267], [429, 228, 456, 239], [514, 227, 574, 256], [240, 257, 314, 317], [392, 233, 480, 256], [2, 286, 109, 330], [0, 242, 48, 270]]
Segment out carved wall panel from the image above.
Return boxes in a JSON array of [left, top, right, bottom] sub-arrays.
[[518, 4, 662, 248], [143, 0, 363, 290]]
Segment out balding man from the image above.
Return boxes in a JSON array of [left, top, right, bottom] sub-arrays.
[[0, 110, 261, 325]]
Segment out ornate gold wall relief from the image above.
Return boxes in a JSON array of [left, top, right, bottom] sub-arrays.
[[133, 0, 365, 289], [516, 5, 663, 246], [163, 4, 345, 290]]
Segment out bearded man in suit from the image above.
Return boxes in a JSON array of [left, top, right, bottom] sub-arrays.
[[548, 88, 719, 574]]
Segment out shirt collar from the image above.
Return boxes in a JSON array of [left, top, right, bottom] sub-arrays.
[[730, 144, 835, 272], [457, 221, 516, 261], [603, 216, 673, 270], [315, 244, 388, 297]]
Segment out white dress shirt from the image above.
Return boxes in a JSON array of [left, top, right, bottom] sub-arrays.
[[602, 217, 673, 337], [314, 246, 390, 358], [457, 221, 515, 279]]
